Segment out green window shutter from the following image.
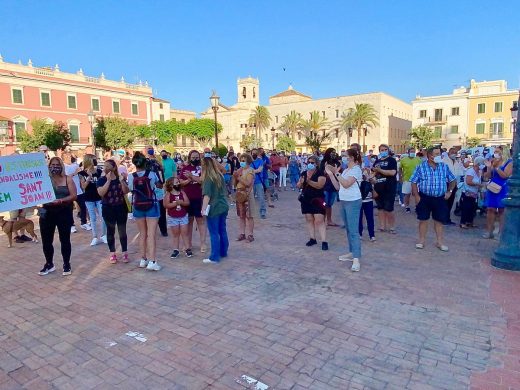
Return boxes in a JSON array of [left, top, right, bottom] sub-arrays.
[[434, 126, 442, 138], [477, 103, 485, 114], [14, 122, 26, 140], [494, 102, 503, 112], [132, 103, 138, 115], [113, 101, 120, 113], [69, 125, 79, 142], [68, 95, 76, 109], [476, 123, 485, 134], [159, 114, 164, 121], [450, 125, 458, 134], [92, 99, 100, 111], [12, 89, 23, 104], [41, 92, 50, 107]]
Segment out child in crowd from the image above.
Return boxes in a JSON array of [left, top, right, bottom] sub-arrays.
[[163, 177, 191, 259], [359, 169, 377, 242]]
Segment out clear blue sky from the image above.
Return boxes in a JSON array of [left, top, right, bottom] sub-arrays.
[[1, 0, 518, 114]]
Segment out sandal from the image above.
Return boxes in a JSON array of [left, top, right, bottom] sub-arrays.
[[436, 244, 449, 252], [415, 243, 424, 249], [327, 223, 339, 227], [389, 229, 397, 234], [247, 235, 254, 242], [236, 234, 246, 242], [379, 228, 387, 232]]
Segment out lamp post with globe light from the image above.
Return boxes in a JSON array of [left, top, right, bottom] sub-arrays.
[[491, 93, 520, 270], [210, 91, 220, 148]]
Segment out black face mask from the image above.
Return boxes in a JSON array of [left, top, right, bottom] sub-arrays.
[[50, 166, 62, 175], [252, 153, 258, 159], [191, 159, 200, 166], [173, 185, 181, 191], [161, 155, 167, 160], [93, 159, 98, 166]]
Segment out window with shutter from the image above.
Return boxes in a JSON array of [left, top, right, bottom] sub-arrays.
[[41, 92, 51, 107], [12, 89, 23, 104], [67, 95, 77, 109], [69, 125, 79, 142]]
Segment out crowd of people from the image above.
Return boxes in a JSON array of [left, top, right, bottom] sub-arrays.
[[5, 141, 512, 277]]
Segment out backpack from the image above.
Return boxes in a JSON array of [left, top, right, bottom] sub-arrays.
[[131, 170, 156, 211]]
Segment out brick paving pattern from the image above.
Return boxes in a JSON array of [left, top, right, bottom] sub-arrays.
[[0, 191, 518, 389]]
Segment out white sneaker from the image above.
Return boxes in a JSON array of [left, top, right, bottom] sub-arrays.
[[139, 259, 148, 268], [101, 235, 108, 244], [128, 213, 134, 220], [81, 224, 92, 231], [338, 253, 353, 261], [146, 261, 161, 271], [202, 258, 218, 264], [90, 238, 101, 246], [71, 226, 77, 233], [351, 259, 360, 272]]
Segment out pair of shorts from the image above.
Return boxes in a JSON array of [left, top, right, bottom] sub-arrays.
[[416, 193, 448, 223], [324, 191, 338, 207], [300, 198, 326, 215], [167, 215, 189, 227], [375, 190, 395, 212], [188, 198, 203, 218], [132, 202, 160, 219], [401, 181, 412, 195]]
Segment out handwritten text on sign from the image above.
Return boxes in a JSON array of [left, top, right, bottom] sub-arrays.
[[0, 153, 55, 212]]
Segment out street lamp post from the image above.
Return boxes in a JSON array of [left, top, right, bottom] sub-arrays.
[[491, 94, 520, 270], [271, 127, 275, 150], [210, 91, 220, 148], [87, 111, 95, 157]]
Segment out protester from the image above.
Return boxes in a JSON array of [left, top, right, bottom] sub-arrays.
[[399, 147, 422, 213], [482, 149, 513, 239], [63, 153, 89, 233], [250, 148, 267, 219], [222, 156, 233, 197], [460, 157, 483, 229], [146, 147, 167, 237], [179, 150, 207, 252], [97, 159, 130, 264], [359, 168, 377, 242], [288, 154, 300, 191], [442, 147, 464, 225], [79, 154, 107, 246], [326, 149, 363, 271], [410, 147, 457, 251], [161, 149, 177, 180], [129, 151, 161, 271], [38, 157, 77, 276], [233, 153, 256, 242], [297, 155, 328, 250], [163, 177, 191, 259], [201, 157, 230, 264], [278, 151, 288, 190], [372, 144, 398, 233], [259, 148, 273, 209], [320, 148, 341, 227], [270, 151, 282, 190]]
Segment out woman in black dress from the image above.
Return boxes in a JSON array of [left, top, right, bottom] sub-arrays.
[[297, 155, 328, 250]]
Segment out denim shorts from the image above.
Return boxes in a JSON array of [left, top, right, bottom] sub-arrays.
[[324, 191, 338, 207], [132, 202, 160, 219], [167, 215, 189, 227]]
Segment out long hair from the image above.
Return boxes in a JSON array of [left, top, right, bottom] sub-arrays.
[[104, 159, 118, 177], [83, 154, 96, 170], [347, 148, 362, 165], [132, 151, 147, 169], [201, 157, 224, 190], [48, 157, 66, 184]]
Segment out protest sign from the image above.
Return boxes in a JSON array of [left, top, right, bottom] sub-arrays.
[[0, 153, 55, 213]]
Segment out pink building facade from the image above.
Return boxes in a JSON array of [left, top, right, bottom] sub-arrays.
[[0, 57, 153, 156]]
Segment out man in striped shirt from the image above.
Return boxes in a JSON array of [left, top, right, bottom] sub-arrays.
[[410, 147, 457, 251]]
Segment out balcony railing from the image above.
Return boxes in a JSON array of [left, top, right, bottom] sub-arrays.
[[425, 115, 448, 124]]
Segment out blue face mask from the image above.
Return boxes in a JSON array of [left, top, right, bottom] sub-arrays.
[[204, 153, 211, 158], [307, 163, 316, 170], [409, 152, 416, 158], [341, 157, 348, 164], [379, 151, 388, 158], [147, 149, 154, 156], [240, 161, 247, 168]]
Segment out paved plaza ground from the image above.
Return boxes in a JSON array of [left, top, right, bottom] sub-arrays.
[[0, 190, 519, 390]]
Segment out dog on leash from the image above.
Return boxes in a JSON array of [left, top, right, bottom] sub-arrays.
[[0, 216, 39, 248]]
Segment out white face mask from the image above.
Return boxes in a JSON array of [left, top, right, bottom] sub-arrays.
[[433, 155, 443, 164], [479, 164, 486, 170], [493, 153, 501, 159]]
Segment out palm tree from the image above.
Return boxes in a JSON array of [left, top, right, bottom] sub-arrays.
[[301, 111, 331, 152], [248, 106, 271, 147], [341, 103, 379, 152], [279, 110, 303, 138]]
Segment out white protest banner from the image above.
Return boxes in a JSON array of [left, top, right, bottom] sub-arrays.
[[0, 153, 55, 212]]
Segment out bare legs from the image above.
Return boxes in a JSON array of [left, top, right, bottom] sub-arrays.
[[187, 216, 206, 251], [378, 211, 395, 231], [417, 220, 444, 246], [305, 214, 326, 242], [136, 217, 158, 260]]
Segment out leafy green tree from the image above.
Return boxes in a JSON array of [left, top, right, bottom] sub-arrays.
[[212, 145, 228, 157], [341, 103, 379, 151], [465, 137, 482, 148], [185, 118, 222, 147], [279, 110, 303, 138], [240, 134, 263, 151], [96, 117, 136, 150], [409, 125, 435, 150], [19, 119, 71, 152], [248, 106, 271, 140], [276, 135, 296, 152], [302, 111, 331, 152]]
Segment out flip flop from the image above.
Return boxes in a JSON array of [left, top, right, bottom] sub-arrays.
[[436, 244, 449, 252], [415, 243, 424, 249]]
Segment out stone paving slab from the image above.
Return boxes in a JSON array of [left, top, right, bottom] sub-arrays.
[[0, 190, 518, 389]]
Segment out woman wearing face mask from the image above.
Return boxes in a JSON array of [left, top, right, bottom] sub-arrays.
[[179, 150, 207, 253], [297, 156, 328, 250], [288, 154, 301, 191], [97, 159, 130, 264], [320, 148, 341, 227], [326, 149, 363, 272], [233, 153, 256, 242], [163, 177, 191, 259], [79, 154, 107, 246], [460, 157, 484, 229], [38, 157, 77, 276], [482, 149, 513, 239]]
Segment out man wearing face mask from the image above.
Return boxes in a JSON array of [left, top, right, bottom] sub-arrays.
[[372, 144, 398, 233], [250, 148, 267, 219], [399, 147, 422, 213], [441, 148, 464, 225], [410, 147, 457, 251], [160, 150, 177, 180]]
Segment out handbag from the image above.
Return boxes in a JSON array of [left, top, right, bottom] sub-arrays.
[[487, 181, 502, 194], [236, 188, 251, 203], [311, 197, 326, 211]]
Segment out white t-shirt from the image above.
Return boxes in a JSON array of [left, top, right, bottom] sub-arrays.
[[464, 168, 481, 195], [128, 170, 161, 200], [65, 163, 83, 195], [338, 165, 362, 201]]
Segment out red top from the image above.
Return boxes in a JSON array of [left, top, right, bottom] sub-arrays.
[[167, 192, 188, 218], [279, 156, 288, 168], [179, 164, 202, 200], [270, 155, 282, 171]]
